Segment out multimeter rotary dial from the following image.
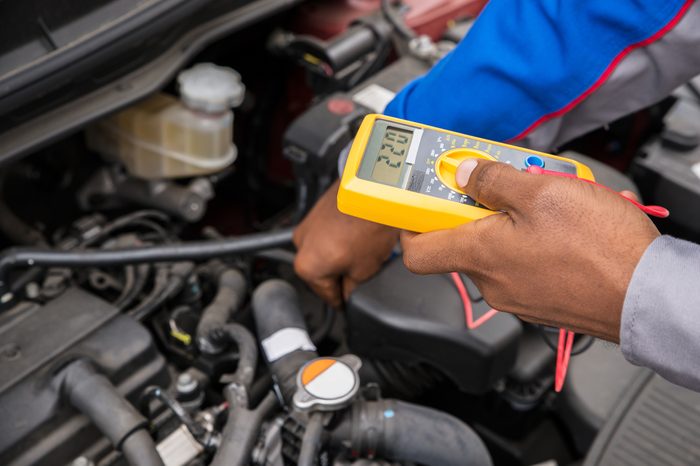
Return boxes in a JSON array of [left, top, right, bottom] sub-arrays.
[[435, 149, 496, 194]]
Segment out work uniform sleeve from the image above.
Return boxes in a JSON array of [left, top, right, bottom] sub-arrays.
[[385, 0, 699, 152], [621, 236, 700, 391]]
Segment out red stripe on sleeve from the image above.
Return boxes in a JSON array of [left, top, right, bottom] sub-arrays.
[[509, 0, 694, 143]]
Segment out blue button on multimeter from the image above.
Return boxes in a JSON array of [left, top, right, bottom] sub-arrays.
[[524, 155, 545, 168]]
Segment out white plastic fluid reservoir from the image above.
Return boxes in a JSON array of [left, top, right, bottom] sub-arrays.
[[87, 63, 245, 179]]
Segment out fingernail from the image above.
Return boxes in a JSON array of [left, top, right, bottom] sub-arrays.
[[456, 159, 478, 187]]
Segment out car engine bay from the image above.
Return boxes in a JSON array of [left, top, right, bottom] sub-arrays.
[[2, 1, 700, 466]]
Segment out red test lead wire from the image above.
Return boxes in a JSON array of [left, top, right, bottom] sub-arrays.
[[450, 269, 573, 391], [555, 329, 575, 392], [450, 272, 499, 330], [526, 163, 669, 392], [525, 165, 669, 218]]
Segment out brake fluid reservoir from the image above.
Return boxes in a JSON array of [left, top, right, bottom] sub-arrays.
[[87, 63, 244, 179]]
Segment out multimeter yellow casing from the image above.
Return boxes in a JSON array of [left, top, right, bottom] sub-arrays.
[[338, 114, 595, 232]]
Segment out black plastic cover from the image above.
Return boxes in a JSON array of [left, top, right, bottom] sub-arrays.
[[583, 371, 700, 465], [0, 288, 169, 466], [347, 258, 522, 394], [632, 91, 700, 240]]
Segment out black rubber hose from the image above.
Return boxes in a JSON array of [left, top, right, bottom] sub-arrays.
[[57, 359, 164, 466], [209, 391, 279, 466], [252, 279, 308, 339], [298, 412, 325, 466], [121, 430, 167, 466], [196, 267, 247, 354], [78, 210, 171, 249], [115, 264, 150, 311], [380, 0, 416, 41], [331, 399, 492, 466], [311, 304, 336, 345], [141, 386, 207, 442], [0, 228, 294, 297], [128, 262, 194, 321], [252, 279, 318, 404], [219, 323, 258, 392]]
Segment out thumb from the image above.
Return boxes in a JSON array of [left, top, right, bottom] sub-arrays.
[[456, 158, 534, 212]]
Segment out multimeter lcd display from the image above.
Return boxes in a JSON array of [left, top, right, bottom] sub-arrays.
[[370, 127, 413, 186]]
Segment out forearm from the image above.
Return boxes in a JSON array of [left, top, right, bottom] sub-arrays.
[[621, 235, 700, 391], [385, 0, 697, 151]]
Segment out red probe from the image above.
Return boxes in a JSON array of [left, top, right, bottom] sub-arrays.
[[526, 165, 669, 218], [526, 164, 669, 392], [449, 165, 669, 393], [450, 272, 498, 330]]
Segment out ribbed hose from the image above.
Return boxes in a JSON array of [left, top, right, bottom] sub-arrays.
[[57, 360, 164, 466], [0, 228, 293, 298], [332, 399, 492, 466]]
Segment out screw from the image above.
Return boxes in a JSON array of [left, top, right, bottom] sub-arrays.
[[1, 343, 20, 360], [71, 457, 93, 466], [177, 372, 198, 395]]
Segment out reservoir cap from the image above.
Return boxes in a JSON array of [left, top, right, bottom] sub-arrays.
[[178, 63, 245, 113]]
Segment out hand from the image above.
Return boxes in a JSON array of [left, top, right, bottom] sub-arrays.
[[294, 180, 399, 308], [400, 159, 660, 342]]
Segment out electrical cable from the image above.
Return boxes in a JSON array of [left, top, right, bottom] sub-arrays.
[[311, 304, 336, 345], [449, 272, 498, 330], [450, 272, 591, 392], [525, 164, 670, 392], [78, 210, 171, 248], [380, 0, 417, 41], [556, 329, 575, 392], [127, 262, 193, 321], [298, 412, 325, 466], [539, 326, 594, 356], [346, 33, 392, 89], [141, 386, 208, 444], [0, 228, 294, 300], [115, 264, 150, 311], [113, 265, 136, 308]]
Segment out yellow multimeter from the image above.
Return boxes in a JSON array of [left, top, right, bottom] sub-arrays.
[[337, 114, 595, 232]]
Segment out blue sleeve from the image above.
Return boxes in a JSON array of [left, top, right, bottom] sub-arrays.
[[384, 0, 692, 143], [621, 236, 700, 391]]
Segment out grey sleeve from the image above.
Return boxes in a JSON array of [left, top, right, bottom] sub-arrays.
[[621, 235, 700, 391], [520, 1, 700, 152]]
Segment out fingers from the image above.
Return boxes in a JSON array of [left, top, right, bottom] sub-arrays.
[[456, 158, 537, 212], [400, 223, 481, 275], [293, 250, 343, 309], [309, 276, 343, 309], [342, 276, 359, 302]]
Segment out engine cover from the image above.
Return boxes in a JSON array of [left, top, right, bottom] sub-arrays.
[[0, 288, 169, 466], [347, 258, 522, 394]]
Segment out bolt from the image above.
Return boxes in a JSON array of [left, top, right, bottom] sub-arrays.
[[1, 343, 20, 360], [177, 372, 198, 395], [71, 457, 92, 466], [25, 282, 40, 299]]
